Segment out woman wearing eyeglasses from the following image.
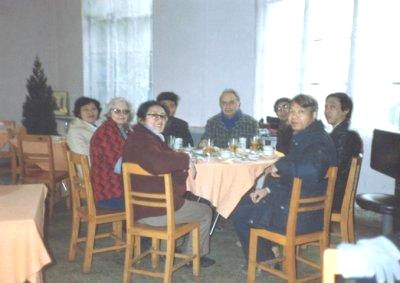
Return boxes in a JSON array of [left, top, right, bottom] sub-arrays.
[[90, 97, 133, 209], [122, 100, 215, 268]]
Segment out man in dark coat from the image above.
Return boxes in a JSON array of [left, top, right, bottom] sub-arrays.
[[156, 91, 194, 147], [232, 94, 337, 263], [273, 97, 293, 154], [325, 92, 363, 213]]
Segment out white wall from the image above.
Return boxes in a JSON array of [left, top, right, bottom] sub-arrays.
[[0, 0, 82, 125], [0, 0, 395, 195], [153, 0, 256, 127]]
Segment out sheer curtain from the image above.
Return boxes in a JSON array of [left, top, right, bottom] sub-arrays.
[[255, 0, 400, 193], [82, 0, 152, 110]]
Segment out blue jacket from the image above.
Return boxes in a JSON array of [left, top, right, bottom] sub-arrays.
[[250, 120, 337, 234]]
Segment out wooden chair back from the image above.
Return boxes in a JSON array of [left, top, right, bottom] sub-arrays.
[[122, 162, 175, 235], [122, 162, 200, 283], [331, 155, 362, 243], [18, 133, 55, 179], [66, 151, 96, 218], [287, 166, 338, 241]]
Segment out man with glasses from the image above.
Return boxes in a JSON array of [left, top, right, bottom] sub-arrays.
[[273, 97, 293, 154], [199, 89, 258, 148]]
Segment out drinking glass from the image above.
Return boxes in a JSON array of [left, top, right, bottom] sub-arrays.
[[228, 138, 238, 153], [250, 136, 260, 151]]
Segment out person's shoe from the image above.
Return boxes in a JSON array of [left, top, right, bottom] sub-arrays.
[[186, 256, 215, 268], [240, 264, 262, 276]]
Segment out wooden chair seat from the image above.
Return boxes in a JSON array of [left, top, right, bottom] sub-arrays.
[[67, 151, 126, 273], [122, 163, 200, 283], [247, 167, 338, 283]]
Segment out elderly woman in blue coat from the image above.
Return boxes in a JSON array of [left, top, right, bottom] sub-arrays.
[[232, 94, 337, 265]]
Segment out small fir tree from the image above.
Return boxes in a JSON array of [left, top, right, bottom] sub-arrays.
[[22, 56, 58, 135]]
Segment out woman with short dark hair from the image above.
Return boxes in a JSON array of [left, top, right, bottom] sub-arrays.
[[67, 96, 102, 155]]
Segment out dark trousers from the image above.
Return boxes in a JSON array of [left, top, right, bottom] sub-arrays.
[[231, 195, 275, 262]]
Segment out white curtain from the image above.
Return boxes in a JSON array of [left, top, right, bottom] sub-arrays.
[[255, 0, 400, 193], [82, 0, 153, 111]]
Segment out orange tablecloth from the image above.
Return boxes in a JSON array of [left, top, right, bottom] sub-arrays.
[[186, 155, 280, 218], [0, 184, 51, 283]]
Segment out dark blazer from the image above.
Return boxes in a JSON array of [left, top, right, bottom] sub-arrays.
[[276, 123, 293, 155], [250, 120, 337, 234], [163, 116, 194, 147], [330, 120, 363, 212], [122, 124, 190, 221]]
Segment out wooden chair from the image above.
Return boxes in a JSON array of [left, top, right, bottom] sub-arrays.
[[18, 134, 69, 219], [67, 151, 126, 273], [122, 162, 200, 283], [247, 166, 338, 283], [331, 156, 362, 243], [0, 129, 19, 184]]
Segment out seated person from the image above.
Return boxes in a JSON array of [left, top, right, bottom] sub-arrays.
[[199, 89, 258, 148], [273, 97, 293, 154], [232, 94, 337, 264], [325, 92, 363, 213], [122, 100, 215, 267], [156, 91, 194, 147], [90, 97, 133, 209], [67, 97, 102, 156]]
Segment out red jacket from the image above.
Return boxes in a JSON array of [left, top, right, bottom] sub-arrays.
[[122, 124, 189, 221], [90, 118, 131, 201]]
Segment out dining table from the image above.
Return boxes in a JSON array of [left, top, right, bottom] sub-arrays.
[[0, 183, 51, 283], [186, 150, 283, 228]]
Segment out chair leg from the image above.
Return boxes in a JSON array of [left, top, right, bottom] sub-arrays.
[[284, 244, 296, 283], [340, 218, 349, 243], [112, 221, 123, 244], [247, 229, 257, 283], [151, 238, 160, 268], [134, 236, 141, 258], [83, 222, 96, 273], [10, 153, 17, 184], [348, 214, 355, 243], [164, 238, 175, 283], [68, 215, 81, 261], [192, 227, 200, 276], [123, 234, 134, 283]]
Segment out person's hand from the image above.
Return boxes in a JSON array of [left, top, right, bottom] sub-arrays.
[[249, 188, 268, 204], [265, 164, 280, 178], [189, 159, 197, 178]]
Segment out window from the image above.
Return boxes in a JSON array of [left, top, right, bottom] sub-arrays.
[[82, 0, 152, 109], [255, 0, 400, 194], [255, 0, 400, 134]]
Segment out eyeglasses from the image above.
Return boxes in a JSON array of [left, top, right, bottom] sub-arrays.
[[112, 108, 130, 115], [146, 113, 168, 120], [276, 104, 289, 112]]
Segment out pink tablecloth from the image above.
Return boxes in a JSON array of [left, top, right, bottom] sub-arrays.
[[0, 184, 51, 283], [186, 155, 280, 218]]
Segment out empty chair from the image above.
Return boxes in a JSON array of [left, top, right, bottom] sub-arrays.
[[247, 167, 337, 283], [67, 151, 125, 273], [122, 162, 200, 283], [18, 133, 69, 219], [331, 155, 362, 243]]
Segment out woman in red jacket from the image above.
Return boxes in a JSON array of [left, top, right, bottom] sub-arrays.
[[90, 97, 133, 209]]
